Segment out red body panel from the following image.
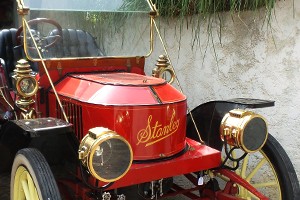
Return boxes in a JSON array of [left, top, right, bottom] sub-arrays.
[[37, 58, 146, 117], [110, 138, 221, 189], [49, 72, 188, 160], [47, 71, 222, 190]]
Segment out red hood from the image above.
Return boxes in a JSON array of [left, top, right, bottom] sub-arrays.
[[54, 72, 186, 105]]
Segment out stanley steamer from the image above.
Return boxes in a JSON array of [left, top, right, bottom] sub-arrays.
[[0, 0, 299, 199]]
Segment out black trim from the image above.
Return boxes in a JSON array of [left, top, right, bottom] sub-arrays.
[[226, 98, 275, 108], [69, 71, 166, 87], [149, 86, 162, 104], [187, 98, 275, 151]]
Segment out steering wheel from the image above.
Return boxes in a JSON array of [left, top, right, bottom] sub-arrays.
[[16, 18, 63, 50]]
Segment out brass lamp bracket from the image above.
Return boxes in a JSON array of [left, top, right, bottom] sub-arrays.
[[152, 55, 175, 84]]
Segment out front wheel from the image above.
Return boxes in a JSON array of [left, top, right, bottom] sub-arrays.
[[10, 148, 61, 200], [215, 134, 300, 199]]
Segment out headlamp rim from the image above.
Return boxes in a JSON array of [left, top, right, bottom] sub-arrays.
[[221, 109, 268, 153], [84, 130, 133, 183], [238, 115, 268, 153], [16, 75, 38, 97]]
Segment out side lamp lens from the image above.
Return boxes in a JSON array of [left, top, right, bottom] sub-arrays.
[[16, 76, 38, 97]]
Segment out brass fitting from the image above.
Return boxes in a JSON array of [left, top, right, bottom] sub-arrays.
[[152, 55, 175, 84], [16, 0, 29, 16], [12, 59, 38, 119]]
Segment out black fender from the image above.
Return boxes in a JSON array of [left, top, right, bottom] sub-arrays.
[[186, 98, 274, 151], [0, 117, 79, 172]]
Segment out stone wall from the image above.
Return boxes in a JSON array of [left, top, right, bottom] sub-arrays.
[[146, 0, 300, 181]]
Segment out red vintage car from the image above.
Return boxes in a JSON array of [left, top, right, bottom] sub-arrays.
[[0, 0, 299, 199]]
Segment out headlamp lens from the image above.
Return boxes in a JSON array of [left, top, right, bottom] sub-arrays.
[[92, 138, 132, 181], [79, 127, 133, 182], [20, 78, 35, 92], [243, 117, 267, 152], [17, 77, 38, 97]]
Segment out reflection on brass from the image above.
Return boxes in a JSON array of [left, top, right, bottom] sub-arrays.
[[147, 0, 158, 15], [0, 87, 14, 110], [16, 0, 29, 16], [146, 16, 155, 57], [220, 109, 268, 153], [12, 59, 38, 119], [152, 55, 175, 84], [79, 127, 133, 183], [20, 108, 36, 119]]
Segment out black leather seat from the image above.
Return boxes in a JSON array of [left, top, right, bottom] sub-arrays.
[[0, 28, 102, 88], [0, 29, 23, 88], [0, 28, 38, 88], [49, 29, 104, 57]]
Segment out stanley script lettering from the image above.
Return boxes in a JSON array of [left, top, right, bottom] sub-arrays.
[[137, 109, 180, 147]]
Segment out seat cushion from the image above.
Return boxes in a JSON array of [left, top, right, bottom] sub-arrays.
[[0, 28, 38, 88], [0, 29, 21, 88], [49, 29, 104, 58]]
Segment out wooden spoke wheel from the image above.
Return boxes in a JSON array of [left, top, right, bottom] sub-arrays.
[[216, 134, 300, 199], [187, 106, 300, 200], [10, 148, 61, 200]]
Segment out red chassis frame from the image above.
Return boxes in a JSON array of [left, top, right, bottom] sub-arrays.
[[0, 57, 270, 199], [57, 139, 268, 200]]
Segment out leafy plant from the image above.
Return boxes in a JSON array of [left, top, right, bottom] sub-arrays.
[[152, 0, 276, 17]]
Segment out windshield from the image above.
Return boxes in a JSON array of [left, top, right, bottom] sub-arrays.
[[21, 0, 153, 60]]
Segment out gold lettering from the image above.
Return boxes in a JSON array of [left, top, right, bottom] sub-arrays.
[[136, 109, 180, 147]]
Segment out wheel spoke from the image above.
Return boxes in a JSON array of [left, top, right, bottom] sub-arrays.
[[219, 145, 282, 199], [27, 173, 39, 200], [245, 190, 259, 200], [246, 157, 266, 182], [252, 181, 279, 188], [21, 178, 31, 200], [240, 154, 249, 179]]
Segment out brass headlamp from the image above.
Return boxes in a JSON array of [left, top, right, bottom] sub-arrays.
[[220, 109, 268, 153], [12, 59, 38, 119], [79, 127, 133, 182], [12, 59, 38, 98]]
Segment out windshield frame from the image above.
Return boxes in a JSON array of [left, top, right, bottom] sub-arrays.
[[16, 0, 157, 62]]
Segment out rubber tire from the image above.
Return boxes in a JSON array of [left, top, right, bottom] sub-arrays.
[[191, 133, 300, 199], [10, 148, 61, 200], [261, 134, 300, 200]]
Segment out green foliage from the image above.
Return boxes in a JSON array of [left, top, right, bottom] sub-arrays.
[[152, 0, 276, 17]]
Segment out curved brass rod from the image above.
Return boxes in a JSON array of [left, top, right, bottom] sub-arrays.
[[22, 18, 69, 123], [145, 16, 154, 58], [0, 88, 14, 110], [16, 0, 25, 11], [153, 19, 205, 144], [147, 0, 157, 12]]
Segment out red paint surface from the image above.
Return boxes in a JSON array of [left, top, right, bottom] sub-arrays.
[[108, 138, 221, 189], [49, 72, 188, 159]]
